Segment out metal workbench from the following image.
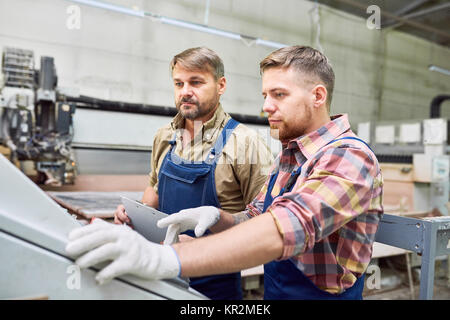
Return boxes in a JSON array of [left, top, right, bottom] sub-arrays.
[[375, 214, 450, 299]]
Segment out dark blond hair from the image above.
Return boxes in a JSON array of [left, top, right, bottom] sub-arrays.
[[260, 46, 335, 108], [170, 47, 224, 80]]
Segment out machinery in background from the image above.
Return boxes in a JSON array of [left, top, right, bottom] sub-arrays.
[[357, 102, 450, 300], [357, 97, 450, 216], [0, 47, 76, 186], [0, 46, 274, 188]]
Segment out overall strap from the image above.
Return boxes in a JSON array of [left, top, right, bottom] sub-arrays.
[[282, 136, 373, 194], [265, 136, 373, 208], [326, 136, 373, 152], [168, 133, 177, 152], [279, 165, 303, 195], [263, 165, 303, 212], [207, 118, 240, 163]]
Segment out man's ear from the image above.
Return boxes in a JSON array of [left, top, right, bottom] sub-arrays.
[[312, 84, 327, 108], [217, 76, 226, 95]]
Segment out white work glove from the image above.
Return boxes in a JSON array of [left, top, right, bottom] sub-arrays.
[[65, 218, 181, 285], [157, 206, 220, 245]]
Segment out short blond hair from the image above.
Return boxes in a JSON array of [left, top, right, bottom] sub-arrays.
[[260, 46, 335, 108], [170, 47, 224, 80]]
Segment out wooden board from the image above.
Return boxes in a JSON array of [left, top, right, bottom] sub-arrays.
[[380, 163, 414, 182], [372, 242, 409, 259], [42, 174, 149, 192], [382, 180, 415, 213], [241, 265, 264, 277], [47, 191, 143, 219]]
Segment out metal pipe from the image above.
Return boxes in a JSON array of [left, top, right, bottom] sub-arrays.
[[430, 94, 450, 118], [62, 95, 270, 126], [429, 65, 450, 77]]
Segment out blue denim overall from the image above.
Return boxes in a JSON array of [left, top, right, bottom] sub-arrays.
[[263, 137, 372, 300], [158, 118, 242, 300]]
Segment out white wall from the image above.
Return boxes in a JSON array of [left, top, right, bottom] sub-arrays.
[[0, 0, 449, 129]]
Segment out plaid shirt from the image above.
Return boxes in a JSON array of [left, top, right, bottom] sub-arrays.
[[245, 114, 384, 294]]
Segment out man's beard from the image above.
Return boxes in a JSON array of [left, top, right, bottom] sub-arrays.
[[271, 105, 312, 142], [176, 95, 219, 120]]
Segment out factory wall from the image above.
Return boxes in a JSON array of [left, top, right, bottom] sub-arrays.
[[0, 0, 449, 130], [380, 32, 450, 121]]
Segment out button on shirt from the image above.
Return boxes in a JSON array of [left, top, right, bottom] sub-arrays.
[[149, 104, 274, 213], [245, 114, 384, 294]]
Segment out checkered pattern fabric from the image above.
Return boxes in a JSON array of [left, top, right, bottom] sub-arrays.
[[246, 114, 384, 294]]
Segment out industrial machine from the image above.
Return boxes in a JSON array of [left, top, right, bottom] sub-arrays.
[[0, 46, 275, 188], [2, 45, 446, 300], [0, 153, 205, 299], [0, 47, 272, 299], [0, 47, 76, 186]]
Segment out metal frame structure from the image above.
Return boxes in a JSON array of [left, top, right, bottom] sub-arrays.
[[375, 214, 450, 299]]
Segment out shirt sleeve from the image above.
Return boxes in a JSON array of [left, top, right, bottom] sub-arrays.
[[268, 145, 379, 260], [148, 130, 162, 194]]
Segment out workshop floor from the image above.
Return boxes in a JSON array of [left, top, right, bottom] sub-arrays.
[[242, 276, 450, 300], [363, 278, 450, 300]]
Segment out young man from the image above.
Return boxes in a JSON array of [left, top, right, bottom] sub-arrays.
[[67, 46, 383, 300], [112, 47, 273, 300]]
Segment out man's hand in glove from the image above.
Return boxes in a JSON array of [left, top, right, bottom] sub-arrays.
[[157, 206, 220, 245], [65, 218, 181, 285]]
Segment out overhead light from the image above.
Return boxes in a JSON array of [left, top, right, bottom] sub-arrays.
[[68, 0, 145, 17], [428, 65, 450, 77], [255, 39, 286, 49], [66, 0, 287, 49], [160, 17, 241, 41]]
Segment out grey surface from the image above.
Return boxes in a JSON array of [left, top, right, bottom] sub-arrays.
[[0, 154, 205, 300], [0, 231, 163, 300], [73, 148, 151, 175], [48, 191, 143, 218], [121, 196, 168, 244], [375, 213, 450, 299]]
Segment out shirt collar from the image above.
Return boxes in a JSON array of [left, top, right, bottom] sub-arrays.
[[288, 114, 351, 159], [170, 103, 227, 142]]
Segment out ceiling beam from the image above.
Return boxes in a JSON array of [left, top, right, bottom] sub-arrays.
[[324, 0, 450, 42], [381, 0, 430, 27], [382, 2, 450, 29], [395, 0, 431, 16]]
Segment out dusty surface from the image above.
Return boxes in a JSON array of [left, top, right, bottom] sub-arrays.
[[242, 275, 450, 300], [364, 278, 450, 300]]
